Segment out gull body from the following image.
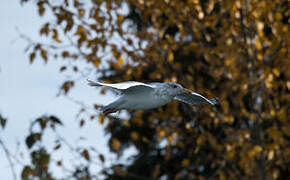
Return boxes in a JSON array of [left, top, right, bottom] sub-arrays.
[[107, 88, 170, 110], [87, 80, 219, 114]]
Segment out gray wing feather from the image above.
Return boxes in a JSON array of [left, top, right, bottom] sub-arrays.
[[122, 85, 155, 94], [175, 92, 219, 106], [87, 79, 155, 93]]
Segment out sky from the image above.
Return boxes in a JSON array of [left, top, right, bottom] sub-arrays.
[[0, 1, 133, 179]]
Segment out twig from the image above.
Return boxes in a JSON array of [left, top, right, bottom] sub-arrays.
[[0, 139, 17, 180]]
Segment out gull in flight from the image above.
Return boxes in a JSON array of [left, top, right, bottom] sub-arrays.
[[87, 79, 219, 114]]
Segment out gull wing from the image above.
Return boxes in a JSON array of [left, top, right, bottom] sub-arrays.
[[174, 92, 219, 106], [87, 79, 155, 93]]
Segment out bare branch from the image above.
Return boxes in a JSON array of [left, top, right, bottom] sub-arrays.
[[0, 139, 17, 180]]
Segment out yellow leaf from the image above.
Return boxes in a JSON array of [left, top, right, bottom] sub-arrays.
[[218, 171, 226, 180], [282, 25, 288, 32], [198, 11, 204, 19], [79, 119, 84, 127], [255, 39, 262, 50], [114, 166, 127, 176], [38, 2, 45, 16], [29, 52, 36, 64], [168, 135, 173, 144], [75, 25, 84, 35], [94, 57, 101, 67], [248, 145, 263, 158], [272, 68, 280, 77], [117, 56, 123, 67], [158, 129, 166, 138], [196, 136, 203, 145], [131, 131, 139, 140], [40, 49, 48, 62], [274, 12, 282, 20], [248, 149, 255, 157], [78, 9, 85, 17], [21, 166, 35, 179], [226, 149, 235, 160], [117, 15, 124, 25], [282, 124, 290, 136], [62, 51, 70, 58], [224, 116, 234, 124], [81, 149, 90, 161], [280, 48, 287, 54], [97, 17, 105, 25], [52, 29, 61, 43], [142, 136, 149, 143], [267, 150, 274, 160], [177, 141, 184, 148], [257, 53, 263, 61], [253, 145, 262, 153], [226, 38, 232, 45], [99, 154, 105, 163], [206, 0, 214, 13], [153, 164, 160, 178], [270, 109, 276, 116], [256, 21, 264, 30], [40, 23, 49, 36], [57, 160, 62, 166], [182, 158, 190, 167], [265, 73, 273, 88], [111, 138, 120, 152], [168, 52, 174, 62], [123, 120, 130, 127], [283, 148, 290, 157], [98, 114, 104, 124], [225, 58, 232, 66]]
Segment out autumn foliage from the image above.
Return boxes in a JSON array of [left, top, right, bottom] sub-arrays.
[[19, 0, 289, 179]]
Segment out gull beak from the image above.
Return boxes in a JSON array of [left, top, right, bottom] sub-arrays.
[[183, 88, 192, 94]]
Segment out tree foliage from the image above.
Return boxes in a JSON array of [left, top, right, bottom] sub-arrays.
[[19, 0, 290, 179]]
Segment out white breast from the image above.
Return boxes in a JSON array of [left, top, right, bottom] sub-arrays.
[[120, 90, 172, 110]]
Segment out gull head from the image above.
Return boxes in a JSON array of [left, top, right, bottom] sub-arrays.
[[164, 82, 191, 96]]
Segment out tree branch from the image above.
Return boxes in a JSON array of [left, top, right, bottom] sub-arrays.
[[0, 139, 17, 180]]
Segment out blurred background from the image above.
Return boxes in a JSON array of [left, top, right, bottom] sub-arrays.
[[0, 0, 289, 179]]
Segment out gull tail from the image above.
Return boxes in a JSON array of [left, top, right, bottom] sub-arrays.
[[101, 99, 126, 114], [209, 97, 219, 106]]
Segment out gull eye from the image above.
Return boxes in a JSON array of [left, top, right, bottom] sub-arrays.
[[173, 85, 178, 88]]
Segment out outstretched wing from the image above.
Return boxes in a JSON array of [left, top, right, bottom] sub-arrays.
[[87, 79, 155, 93], [174, 92, 219, 106]]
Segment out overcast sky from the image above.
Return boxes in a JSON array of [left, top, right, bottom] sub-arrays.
[[0, 1, 132, 179]]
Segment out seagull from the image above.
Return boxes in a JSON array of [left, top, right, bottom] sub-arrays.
[[87, 79, 219, 114]]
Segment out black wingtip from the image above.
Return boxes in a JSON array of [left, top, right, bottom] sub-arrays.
[[210, 97, 219, 106]]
